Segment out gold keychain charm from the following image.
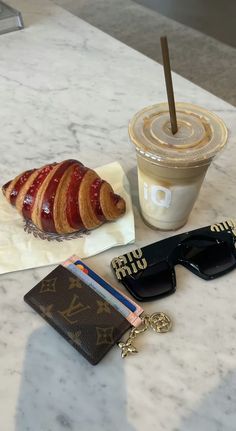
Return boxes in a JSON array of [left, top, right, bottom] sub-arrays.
[[149, 312, 172, 333], [118, 312, 172, 358], [118, 316, 149, 358]]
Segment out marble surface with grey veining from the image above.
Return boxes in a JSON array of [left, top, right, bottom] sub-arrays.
[[0, 1, 236, 430], [55, 0, 236, 106]]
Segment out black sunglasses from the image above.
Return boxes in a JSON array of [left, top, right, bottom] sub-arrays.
[[111, 219, 236, 301]]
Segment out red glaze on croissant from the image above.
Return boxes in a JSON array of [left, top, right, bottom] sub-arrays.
[[2, 160, 126, 234]]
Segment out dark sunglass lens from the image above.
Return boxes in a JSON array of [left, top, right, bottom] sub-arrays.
[[122, 261, 176, 301], [182, 240, 236, 277]]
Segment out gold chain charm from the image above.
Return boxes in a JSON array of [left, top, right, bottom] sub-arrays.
[[118, 312, 172, 358], [118, 316, 149, 358], [149, 312, 172, 333]]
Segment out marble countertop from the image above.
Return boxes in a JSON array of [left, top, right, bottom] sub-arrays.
[[0, 1, 236, 430]]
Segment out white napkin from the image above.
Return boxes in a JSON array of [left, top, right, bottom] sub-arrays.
[[0, 162, 135, 274]]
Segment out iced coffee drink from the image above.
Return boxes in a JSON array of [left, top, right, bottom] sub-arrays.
[[129, 102, 228, 230]]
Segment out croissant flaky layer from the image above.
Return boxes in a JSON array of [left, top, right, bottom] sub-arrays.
[[2, 159, 126, 234]]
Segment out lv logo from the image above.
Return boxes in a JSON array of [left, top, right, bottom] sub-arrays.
[[58, 294, 90, 324], [111, 249, 148, 280]]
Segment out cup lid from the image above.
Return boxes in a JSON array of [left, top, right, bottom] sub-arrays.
[[129, 102, 228, 167]]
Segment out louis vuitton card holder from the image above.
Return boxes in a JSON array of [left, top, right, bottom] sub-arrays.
[[24, 258, 143, 365]]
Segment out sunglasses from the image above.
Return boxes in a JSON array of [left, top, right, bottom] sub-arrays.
[[111, 219, 236, 301]]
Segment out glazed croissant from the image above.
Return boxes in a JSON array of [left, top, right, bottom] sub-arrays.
[[2, 159, 126, 234]]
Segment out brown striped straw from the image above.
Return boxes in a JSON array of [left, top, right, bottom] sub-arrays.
[[160, 36, 178, 134]]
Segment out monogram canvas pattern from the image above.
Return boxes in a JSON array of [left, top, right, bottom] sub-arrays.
[[67, 330, 82, 347], [24, 265, 130, 364], [39, 278, 57, 293], [68, 277, 83, 290], [39, 304, 54, 318], [96, 327, 114, 345], [58, 294, 91, 324], [96, 300, 111, 314]]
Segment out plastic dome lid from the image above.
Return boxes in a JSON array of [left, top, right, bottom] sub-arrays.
[[129, 102, 228, 168]]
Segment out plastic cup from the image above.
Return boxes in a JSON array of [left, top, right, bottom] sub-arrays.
[[129, 102, 228, 230]]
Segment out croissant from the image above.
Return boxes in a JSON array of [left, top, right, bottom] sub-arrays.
[[2, 159, 126, 234]]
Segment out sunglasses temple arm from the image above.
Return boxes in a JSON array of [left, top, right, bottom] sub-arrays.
[[231, 231, 236, 244]]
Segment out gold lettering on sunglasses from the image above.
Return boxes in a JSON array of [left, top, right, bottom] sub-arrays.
[[111, 249, 148, 280], [210, 219, 236, 235], [114, 266, 133, 280]]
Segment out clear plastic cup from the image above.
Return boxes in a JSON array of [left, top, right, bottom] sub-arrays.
[[129, 102, 228, 230]]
